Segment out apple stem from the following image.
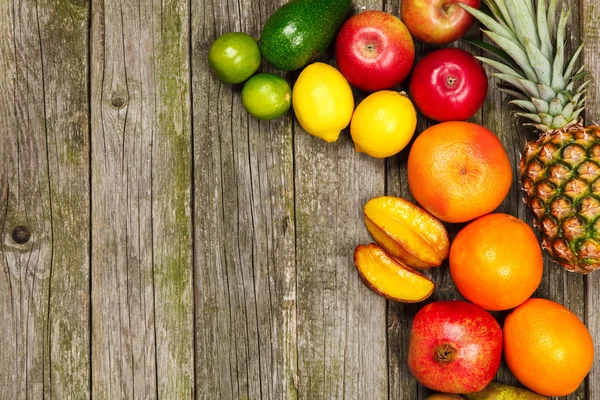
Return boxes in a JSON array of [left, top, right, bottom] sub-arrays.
[[434, 343, 458, 364], [442, 3, 455, 15]]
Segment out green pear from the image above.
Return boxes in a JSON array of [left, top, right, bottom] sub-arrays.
[[462, 382, 547, 399]]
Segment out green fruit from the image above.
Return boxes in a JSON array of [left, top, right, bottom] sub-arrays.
[[259, 0, 351, 71], [462, 382, 547, 400], [208, 32, 261, 84], [242, 73, 291, 120]]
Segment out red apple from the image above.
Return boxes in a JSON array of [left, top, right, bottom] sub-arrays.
[[409, 48, 487, 121], [335, 11, 415, 92], [408, 300, 502, 394], [401, 0, 480, 45]]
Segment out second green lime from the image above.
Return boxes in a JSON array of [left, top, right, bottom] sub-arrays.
[[242, 73, 291, 120]]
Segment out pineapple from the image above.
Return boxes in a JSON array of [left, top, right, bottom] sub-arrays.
[[461, 0, 600, 273]]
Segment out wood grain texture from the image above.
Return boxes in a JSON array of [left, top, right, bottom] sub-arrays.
[[381, 7, 420, 399], [529, 4, 586, 400], [294, 118, 387, 399], [192, 0, 298, 398], [489, 3, 587, 399], [383, 3, 480, 397], [90, 0, 193, 397], [581, 0, 600, 397], [386, 1, 589, 399], [40, 0, 91, 397], [1, 0, 599, 398], [383, 21, 435, 400], [0, 0, 90, 398], [0, 1, 53, 397], [293, 3, 387, 399], [482, 2, 588, 398]]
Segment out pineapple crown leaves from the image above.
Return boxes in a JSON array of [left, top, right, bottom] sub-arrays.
[[461, 0, 589, 131]]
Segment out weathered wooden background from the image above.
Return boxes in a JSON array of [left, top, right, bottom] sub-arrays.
[[1, 0, 599, 398]]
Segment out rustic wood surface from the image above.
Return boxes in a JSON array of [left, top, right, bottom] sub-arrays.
[[90, 0, 194, 398], [0, 0, 90, 398], [1, 0, 599, 398]]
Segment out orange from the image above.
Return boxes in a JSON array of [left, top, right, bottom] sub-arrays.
[[407, 121, 512, 223], [449, 213, 543, 311], [504, 298, 594, 396]]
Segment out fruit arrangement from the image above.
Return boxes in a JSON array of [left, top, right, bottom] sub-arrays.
[[208, 0, 596, 397], [461, 0, 600, 273]]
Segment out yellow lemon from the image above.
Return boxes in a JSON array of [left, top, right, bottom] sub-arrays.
[[350, 91, 417, 158], [292, 62, 354, 143]]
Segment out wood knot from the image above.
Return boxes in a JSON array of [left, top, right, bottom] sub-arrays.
[[12, 226, 32, 244], [110, 92, 127, 108]]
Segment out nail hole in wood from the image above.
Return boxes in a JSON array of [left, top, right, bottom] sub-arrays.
[[111, 93, 127, 108], [12, 226, 32, 245]]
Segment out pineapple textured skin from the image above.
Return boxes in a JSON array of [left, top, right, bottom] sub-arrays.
[[462, 0, 600, 273], [521, 125, 600, 273]]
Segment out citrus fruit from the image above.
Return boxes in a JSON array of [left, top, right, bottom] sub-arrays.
[[208, 32, 261, 84], [350, 91, 416, 158], [241, 73, 291, 120], [292, 62, 354, 142], [504, 298, 594, 396], [407, 121, 512, 223], [449, 213, 543, 311]]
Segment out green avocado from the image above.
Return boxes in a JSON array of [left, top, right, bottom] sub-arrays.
[[259, 0, 351, 71]]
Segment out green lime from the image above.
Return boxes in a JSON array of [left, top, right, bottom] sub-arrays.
[[242, 73, 292, 120], [208, 32, 261, 84]]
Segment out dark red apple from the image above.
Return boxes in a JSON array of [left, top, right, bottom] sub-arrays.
[[335, 11, 415, 92], [401, 0, 480, 45], [409, 48, 488, 122], [408, 300, 502, 394]]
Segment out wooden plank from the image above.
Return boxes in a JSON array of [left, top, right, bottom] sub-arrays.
[[381, 22, 428, 400], [294, 108, 387, 399], [90, 0, 194, 397], [40, 0, 91, 397], [581, 0, 600, 398], [459, 2, 586, 397], [0, 2, 53, 397], [386, 1, 588, 399], [507, 3, 586, 399], [383, 3, 479, 397], [192, 0, 298, 398], [293, 3, 387, 399], [481, 1, 588, 396], [0, 0, 90, 398], [294, 124, 388, 398]]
